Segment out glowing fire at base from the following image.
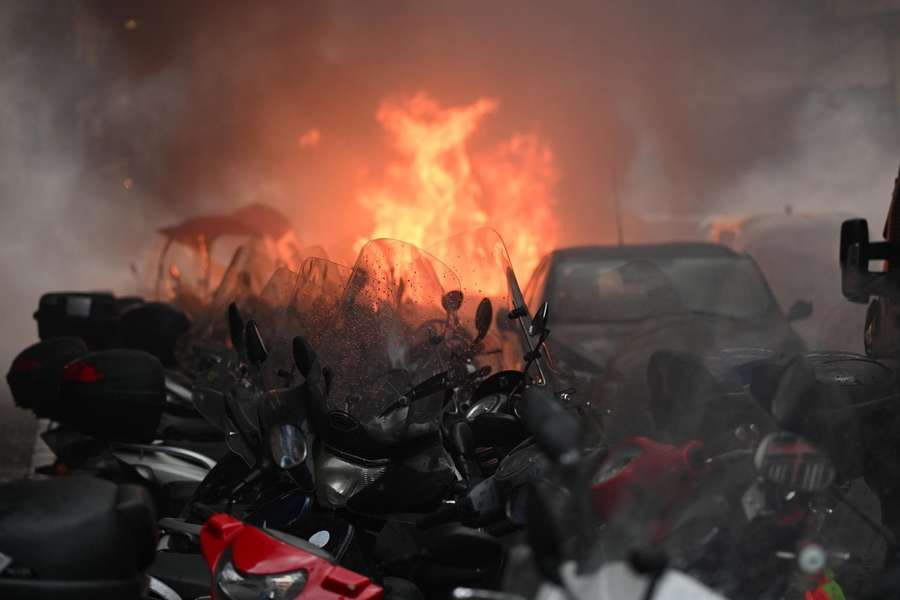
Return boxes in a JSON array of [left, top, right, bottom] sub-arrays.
[[356, 92, 559, 280]]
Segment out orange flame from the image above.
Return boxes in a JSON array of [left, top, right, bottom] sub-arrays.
[[298, 128, 321, 148], [356, 92, 558, 281]]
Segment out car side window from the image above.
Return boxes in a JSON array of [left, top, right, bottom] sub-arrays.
[[524, 257, 550, 310]]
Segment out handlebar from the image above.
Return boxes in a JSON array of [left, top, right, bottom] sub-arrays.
[[517, 386, 579, 464]]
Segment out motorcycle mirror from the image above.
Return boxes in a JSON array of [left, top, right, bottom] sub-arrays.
[[474, 297, 493, 343], [244, 320, 268, 366], [531, 302, 550, 335], [227, 302, 245, 356], [268, 423, 308, 469], [754, 431, 835, 492], [787, 300, 813, 322], [443, 290, 464, 313], [292, 335, 318, 379]]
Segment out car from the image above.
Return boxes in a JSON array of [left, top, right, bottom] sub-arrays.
[[714, 212, 867, 353], [524, 242, 809, 385]]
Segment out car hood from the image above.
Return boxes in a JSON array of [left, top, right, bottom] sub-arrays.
[[551, 313, 804, 373]]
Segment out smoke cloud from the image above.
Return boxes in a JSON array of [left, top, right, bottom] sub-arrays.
[[1, 0, 898, 369]]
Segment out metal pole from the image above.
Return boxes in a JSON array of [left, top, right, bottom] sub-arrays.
[[610, 164, 624, 246]]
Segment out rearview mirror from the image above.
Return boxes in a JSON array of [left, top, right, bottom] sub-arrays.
[[839, 217, 900, 303], [443, 290, 464, 313], [787, 300, 813, 322], [531, 302, 550, 335], [754, 431, 835, 492], [244, 321, 268, 366], [269, 423, 308, 469], [292, 335, 318, 379], [227, 302, 245, 356], [474, 297, 493, 343]]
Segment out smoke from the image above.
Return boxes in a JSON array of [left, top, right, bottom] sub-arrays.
[[1, 0, 899, 368]]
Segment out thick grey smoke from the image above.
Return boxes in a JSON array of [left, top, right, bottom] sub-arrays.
[[1, 0, 898, 369]]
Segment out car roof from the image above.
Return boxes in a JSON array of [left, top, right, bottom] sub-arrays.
[[550, 242, 738, 262]]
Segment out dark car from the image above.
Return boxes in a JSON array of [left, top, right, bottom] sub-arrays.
[[525, 242, 808, 386], [728, 212, 867, 353]]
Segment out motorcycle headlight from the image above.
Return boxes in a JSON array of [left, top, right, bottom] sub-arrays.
[[315, 445, 387, 508], [216, 547, 307, 600], [465, 394, 506, 419]]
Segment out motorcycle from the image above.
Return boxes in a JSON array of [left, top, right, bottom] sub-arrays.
[[199, 513, 384, 600], [158, 230, 562, 598], [8, 339, 223, 518], [493, 358, 896, 600]]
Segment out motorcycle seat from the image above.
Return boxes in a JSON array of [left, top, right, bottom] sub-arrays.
[[0, 477, 156, 600]]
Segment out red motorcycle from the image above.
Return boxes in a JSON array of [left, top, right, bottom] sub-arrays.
[[200, 513, 383, 600]]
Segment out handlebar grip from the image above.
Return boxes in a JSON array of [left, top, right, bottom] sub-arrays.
[[518, 386, 579, 462]]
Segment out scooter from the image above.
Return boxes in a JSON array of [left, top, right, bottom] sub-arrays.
[[200, 513, 384, 600], [8, 340, 224, 517], [496, 381, 891, 600]]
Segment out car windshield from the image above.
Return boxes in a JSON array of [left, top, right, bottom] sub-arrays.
[[553, 255, 775, 322]]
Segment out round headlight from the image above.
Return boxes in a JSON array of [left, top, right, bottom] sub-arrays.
[[216, 547, 307, 600]]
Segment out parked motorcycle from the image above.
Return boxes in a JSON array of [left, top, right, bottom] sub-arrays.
[[495, 360, 895, 600], [155, 230, 563, 599], [8, 340, 223, 517], [199, 513, 384, 600]]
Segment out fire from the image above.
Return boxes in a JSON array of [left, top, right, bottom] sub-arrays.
[[356, 92, 558, 281], [298, 128, 321, 148]]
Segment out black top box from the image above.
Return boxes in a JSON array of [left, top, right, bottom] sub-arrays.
[[6, 337, 89, 419], [34, 292, 119, 350], [58, 349, 165, 442], [119, 302, 190, 367]]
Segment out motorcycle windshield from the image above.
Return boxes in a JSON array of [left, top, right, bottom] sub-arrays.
[[185, 243, 276, 349], [428, 228, 537, 377], [289, 257, 353, 346], [256, 258, 353, 384], [315, 238, 462, 446], [210, 242, 280, 314]]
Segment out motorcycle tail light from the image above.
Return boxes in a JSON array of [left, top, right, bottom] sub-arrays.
[[62, 360, 104, 383], [216, 546, 308, 600]]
